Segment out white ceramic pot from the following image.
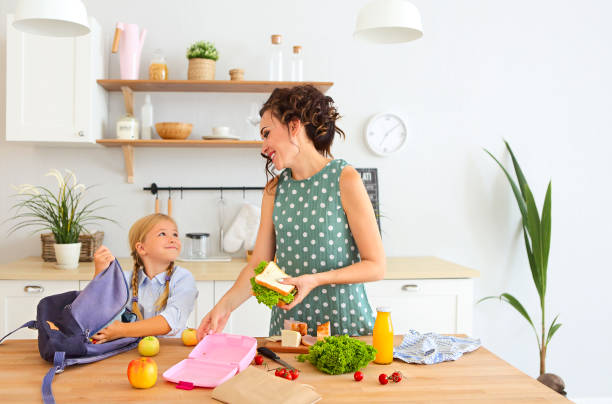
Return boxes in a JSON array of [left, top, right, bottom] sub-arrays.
[[54, 243, 82, 270]]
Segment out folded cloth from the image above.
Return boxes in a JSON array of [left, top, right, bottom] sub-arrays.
[[223, 203, 261, 253], [393, 329, 481, 364], [212, 366, 321, 404]]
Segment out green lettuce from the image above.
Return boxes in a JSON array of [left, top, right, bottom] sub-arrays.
[[250, 261, 295, 309], [297, 335, 377, 375]]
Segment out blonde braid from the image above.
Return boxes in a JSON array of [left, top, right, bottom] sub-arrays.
[[131, 251, 144, 321], [154, 261, 174, 312]]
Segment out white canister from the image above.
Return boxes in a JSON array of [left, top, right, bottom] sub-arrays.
[[116, 114, 139, 139]]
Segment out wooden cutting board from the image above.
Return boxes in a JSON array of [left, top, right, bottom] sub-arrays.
[[263, 340, 310, 354]]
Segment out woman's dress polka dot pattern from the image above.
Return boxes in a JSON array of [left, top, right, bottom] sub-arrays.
[[269, 159, 375, 336]]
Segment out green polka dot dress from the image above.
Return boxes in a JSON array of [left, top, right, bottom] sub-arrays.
[[269, 159, 375, 337]]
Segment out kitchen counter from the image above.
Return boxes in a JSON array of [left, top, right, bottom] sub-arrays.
[[0, 256, 479, 281], [0, 336, 567, 403]]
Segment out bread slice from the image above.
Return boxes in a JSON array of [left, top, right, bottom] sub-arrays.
[[254, 261, 295, 296]]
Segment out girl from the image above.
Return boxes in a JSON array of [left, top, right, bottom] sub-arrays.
[[92, 213, 198, 343], [197, 85, 385, 339]]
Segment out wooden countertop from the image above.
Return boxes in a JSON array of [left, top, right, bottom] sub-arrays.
[[0, 256, 479, 281], [0, 336, 567, 403]]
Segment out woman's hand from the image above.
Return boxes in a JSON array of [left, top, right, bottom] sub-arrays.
[[93, 245, 115, 275], [278, 274, 319, 311], [196, 303, 232, 341], [91, 320, 123, 344]]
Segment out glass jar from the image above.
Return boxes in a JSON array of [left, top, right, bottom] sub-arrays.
[[116, 113, 139, 139], [186, 233, 209, 258], [149, 49, 168, 80]]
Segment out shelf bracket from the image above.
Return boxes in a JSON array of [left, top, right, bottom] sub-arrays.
[[122, 145, 134, 183]]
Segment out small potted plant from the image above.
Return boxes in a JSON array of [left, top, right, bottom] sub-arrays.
[[186, 40, 219, 80], [8, 169, 115, 269]]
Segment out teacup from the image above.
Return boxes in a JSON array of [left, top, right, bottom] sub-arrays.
[[212, 126, 231, 137]]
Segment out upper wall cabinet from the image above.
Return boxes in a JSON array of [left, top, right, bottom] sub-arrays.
[[5, 14, 107, 143]]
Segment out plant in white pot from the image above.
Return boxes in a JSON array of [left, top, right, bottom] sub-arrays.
[[186, 40, 219, 80], [8, 169, 115, 269]]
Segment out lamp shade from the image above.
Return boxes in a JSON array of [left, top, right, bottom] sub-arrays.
[[13, 0, 90, 37], [354, 0, 423, 44]]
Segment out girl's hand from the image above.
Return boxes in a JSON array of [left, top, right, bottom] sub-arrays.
[[278, 274, 319, 311], [91, 320, 123, 344], [94, 245, 115, 275], [197, 303, 232, 341]]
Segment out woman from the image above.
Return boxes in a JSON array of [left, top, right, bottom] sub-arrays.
[[197, 85, 385, 339]]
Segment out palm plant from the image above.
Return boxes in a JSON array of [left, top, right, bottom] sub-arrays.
[[8, 169, 115, 244], [479, 140, 560, 376]]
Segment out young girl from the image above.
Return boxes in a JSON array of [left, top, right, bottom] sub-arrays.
[[198, 85, 386, 339], [91, 213, 198, 343]]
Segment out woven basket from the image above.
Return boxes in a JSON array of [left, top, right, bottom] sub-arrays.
[[41, 232, 104, 262], [188, 58, 216, 80]]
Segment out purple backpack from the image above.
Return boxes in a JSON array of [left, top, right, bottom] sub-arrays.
[[0, 260, 139, 404]]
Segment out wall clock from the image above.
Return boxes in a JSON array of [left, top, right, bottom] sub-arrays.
[[364, 112, 409, 156]]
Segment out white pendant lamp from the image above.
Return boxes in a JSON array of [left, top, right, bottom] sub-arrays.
[[354, 0, 423, 44], [13, 0, 90, 37]]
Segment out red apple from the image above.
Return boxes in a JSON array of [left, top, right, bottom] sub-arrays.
[[127, 357, 158, 389]]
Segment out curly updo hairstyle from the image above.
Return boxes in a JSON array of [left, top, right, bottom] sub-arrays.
[[259, 85, 345, 189]]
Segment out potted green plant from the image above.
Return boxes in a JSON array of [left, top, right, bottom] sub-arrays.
[[479, 141, 565, 395], [8, 169, 115, 270], [186, 40, 219, 80]]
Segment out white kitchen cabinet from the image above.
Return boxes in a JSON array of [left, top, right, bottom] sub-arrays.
[[213, 280, 271, 337], [194, 281, 214, 330], [5, 14, 107, 143], [0, 280, 79, 339], [365, 279, 474, 335]]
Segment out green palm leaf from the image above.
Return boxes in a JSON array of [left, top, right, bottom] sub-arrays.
[[546, 314, 562, 346]]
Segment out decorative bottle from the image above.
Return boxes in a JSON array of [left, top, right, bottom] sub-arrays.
[[269, 34, 283, 81], [290, 45, 303, 81]]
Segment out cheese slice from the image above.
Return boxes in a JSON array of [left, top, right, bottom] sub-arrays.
[[281, 329, 302, 347]]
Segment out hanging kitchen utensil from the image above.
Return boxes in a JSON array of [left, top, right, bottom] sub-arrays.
[[217, 188, 226, 254], [168, 190, 172, 217]]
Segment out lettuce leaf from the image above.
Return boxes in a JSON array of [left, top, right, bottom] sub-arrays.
[[250, 261, 295, 309], [297, 335, 377, 375]]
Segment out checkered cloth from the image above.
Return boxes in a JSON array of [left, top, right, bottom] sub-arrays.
[[393, 330, 481, 364]]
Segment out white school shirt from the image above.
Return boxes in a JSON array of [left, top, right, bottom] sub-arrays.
[[122, 265, 198, 337]]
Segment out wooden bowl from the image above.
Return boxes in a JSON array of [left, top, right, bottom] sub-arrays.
[[155, 122, 193, 140]]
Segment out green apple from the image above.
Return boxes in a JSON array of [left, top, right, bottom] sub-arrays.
[[138, 336, 160, 357]]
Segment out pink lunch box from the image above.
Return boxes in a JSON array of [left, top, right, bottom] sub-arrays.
[[163, 333, 257, 388]]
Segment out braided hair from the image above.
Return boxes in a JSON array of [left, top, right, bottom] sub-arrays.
[[128, 213, 177, 320]]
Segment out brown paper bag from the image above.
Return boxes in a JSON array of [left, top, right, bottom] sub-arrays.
[[211, 366, 321, 404]]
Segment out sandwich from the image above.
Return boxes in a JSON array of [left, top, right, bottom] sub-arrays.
[[250, 261, 296, 309]]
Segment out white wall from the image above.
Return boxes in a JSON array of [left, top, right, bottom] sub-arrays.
[[1, 0, 610, 400]]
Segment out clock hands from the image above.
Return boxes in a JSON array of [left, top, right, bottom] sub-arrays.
[[379, 122, 401, 146]]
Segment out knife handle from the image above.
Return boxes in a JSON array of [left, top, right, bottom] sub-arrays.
[[257, 346, 279, 360]]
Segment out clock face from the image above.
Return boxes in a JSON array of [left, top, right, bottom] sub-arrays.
[[365, 113, 408, 156]]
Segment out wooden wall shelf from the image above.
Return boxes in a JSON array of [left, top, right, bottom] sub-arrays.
[[96, 79, 333, 93], [96, 139, 263, 183]]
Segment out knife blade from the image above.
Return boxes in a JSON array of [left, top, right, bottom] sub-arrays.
[[256, 346, 295, 370]]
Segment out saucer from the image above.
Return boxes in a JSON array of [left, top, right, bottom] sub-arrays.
[[202, 134, 240, 140]]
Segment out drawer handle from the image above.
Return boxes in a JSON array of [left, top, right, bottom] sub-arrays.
[[401, 284, 420, 292], [24, 285, 44, 294]]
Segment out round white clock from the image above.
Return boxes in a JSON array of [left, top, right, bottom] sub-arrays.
[[364, 112, 409, 156]]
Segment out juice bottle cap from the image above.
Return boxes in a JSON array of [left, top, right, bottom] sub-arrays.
[[376, 306, 391, 312]]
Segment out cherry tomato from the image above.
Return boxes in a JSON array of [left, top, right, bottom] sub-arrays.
[[354, 371, 364, 381], [290, 369, 300, 380], [379, 373, 389, 385], [391, 371, 402, 383], [254, 355, 264, 365], [284, 372, 294, 380], [275, 368, 287, 377]]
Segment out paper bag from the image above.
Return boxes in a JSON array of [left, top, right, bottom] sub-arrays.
[[211, 366, 321, 404]]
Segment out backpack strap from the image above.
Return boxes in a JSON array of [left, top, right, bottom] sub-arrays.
[[42, 351, 65, 404], [0, 320, 36, 344]]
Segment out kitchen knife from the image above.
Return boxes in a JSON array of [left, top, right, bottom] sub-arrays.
[[256, 346, 294, 370]]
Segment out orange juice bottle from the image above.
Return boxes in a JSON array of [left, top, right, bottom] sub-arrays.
[[373, 306, 394, 364]]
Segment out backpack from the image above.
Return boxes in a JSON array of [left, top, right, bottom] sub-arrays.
[[0, 259, 140, 404]]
